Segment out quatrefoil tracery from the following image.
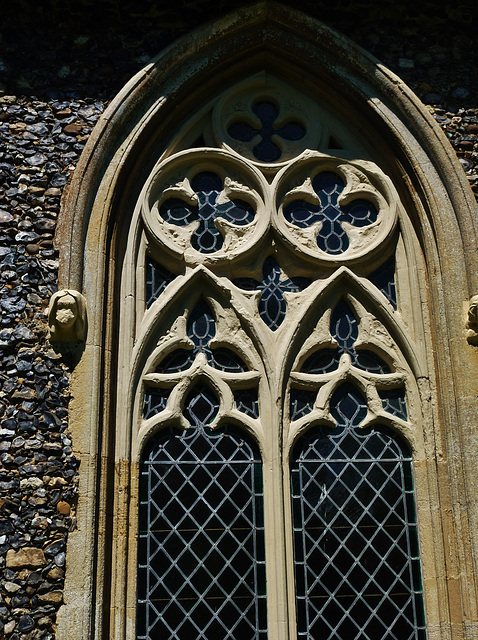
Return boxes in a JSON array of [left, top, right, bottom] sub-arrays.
[[284, 172, 378, 255], [159, 172, 255, 254], [143, 149, 270, 264], [276, 156, 396, 264], [214, 74, 323, 165], [227, 101, 306, 163]]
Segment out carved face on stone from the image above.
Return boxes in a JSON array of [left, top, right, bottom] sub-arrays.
[[47, 289, 87, 343], [55, 293, 78, 329]]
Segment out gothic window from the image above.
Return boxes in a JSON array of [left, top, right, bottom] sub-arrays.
[[127, 75, 427, 639], [55, 9, 478, 640]]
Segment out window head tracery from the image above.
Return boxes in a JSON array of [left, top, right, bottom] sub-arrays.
[[131, 72, 425, 639]]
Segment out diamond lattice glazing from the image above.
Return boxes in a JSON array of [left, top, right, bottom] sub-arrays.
[[137, 384, 267, 639], [291, 384, 425, 640]]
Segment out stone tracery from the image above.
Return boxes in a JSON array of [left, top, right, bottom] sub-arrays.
[[133, 74, 425, 639]]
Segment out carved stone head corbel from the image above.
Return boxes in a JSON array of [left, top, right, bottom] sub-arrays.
[[48, 290, 87, 344], [466, 295, 478, 345]]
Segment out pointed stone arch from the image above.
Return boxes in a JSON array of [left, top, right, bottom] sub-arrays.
[[56, 4, 478, 639]]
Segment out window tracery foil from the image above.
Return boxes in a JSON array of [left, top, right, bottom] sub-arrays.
[[133, 75, 425, 639]]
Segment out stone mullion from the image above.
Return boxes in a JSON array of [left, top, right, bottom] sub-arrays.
[[261, 378, 292, 640]]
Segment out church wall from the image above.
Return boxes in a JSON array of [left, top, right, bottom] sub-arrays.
[[0, 2, 476, 639]]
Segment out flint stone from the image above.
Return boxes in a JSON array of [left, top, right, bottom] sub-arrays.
[[6, 547, 47, 568], [24, 439, 42, 450], [0, 520, 13, 534], [20, 478, 43, 490], [0, 210, 13, 223], [26, 154, 47, 167], [33, 219, 55, 232], [4, 621, 15, 634], [27, 572, 42, 584], [1, 297, 26, 313], [422, 92, 443, 104], [11, 387, 37, 401], [50, 173, 68, 187], [38, 591, 62, 604], [16, 360, 32, 372], [13, 326, 34, 341], [46, 566, 64, 580], [56, 501, 70, 516], [11, 594, 30, 608], [63, 124, 82, 135], [451, 87, 470, 99], [27, 123, 49, 136], [15, 231, 40, 243], [38, 616, 53, 627], [0, 479, 18, 490], [44, 187, 61, 196], [17, 614, 34, 632]]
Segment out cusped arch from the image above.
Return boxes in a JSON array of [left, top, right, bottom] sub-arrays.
[[56, 4, 478, 640]]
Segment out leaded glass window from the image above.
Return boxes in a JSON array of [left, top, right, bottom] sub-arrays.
[[291, 384, 425, 640], [132, 73, 426, 640], [137, 386, 266, 639]]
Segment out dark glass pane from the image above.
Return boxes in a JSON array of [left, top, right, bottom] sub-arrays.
[[342, 199, 378, 228], [254, 139, 281, 163], [252, 101, 279, 124], [354, 350, 391, 374], [137, 390, 267, 639], [380, 388, 408, 420], [143, 388, 170, 419], [291, 383, 425, 640], [210, 347, 248, 372], [277, 121, 306, 141], [145, 258, 176, 308], [160, 197, 197, 225], [155, 349, 194, 373], [188, 299, 216, 348], [234, 388, 260, 418], [283, 199, 321, 227], [302, 349, 339, 374], [191, 171, 223, 194], [290, 388, 317, 421], [331, 300, 358, 350], [368, 258, 397, 309], [228, 121, 257, 142], [183, 384, 219, 426]]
